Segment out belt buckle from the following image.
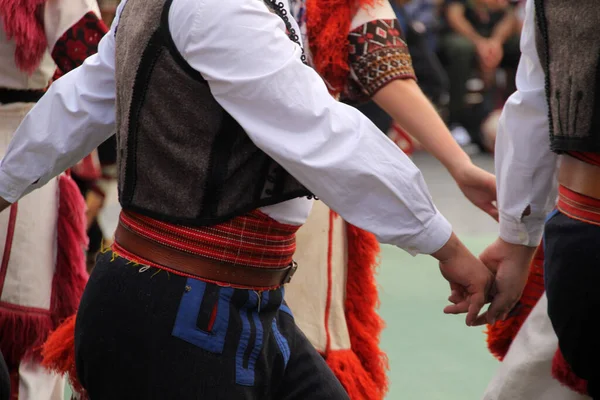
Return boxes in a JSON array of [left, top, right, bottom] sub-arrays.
[[283, 260, 298, 284]]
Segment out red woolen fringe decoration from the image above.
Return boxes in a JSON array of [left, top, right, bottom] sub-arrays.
[[41, 315, 87, 398], [552, 349, 589, 395], [305, 0, 376, 97], [486, 244, 545, 360], [326, 349, 384, 400], [0, 0, 48, 74], [51, 174, 89, 327], [0, 305, 53, 368], [334, 223, 388, 400]]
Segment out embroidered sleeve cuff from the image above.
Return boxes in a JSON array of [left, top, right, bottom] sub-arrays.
[[400, 212, 453, 256], [499, 215, 545, 247]]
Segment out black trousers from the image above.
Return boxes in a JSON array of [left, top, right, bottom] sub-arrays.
[[544, 211, 600, 398], [75, 252, 349, 399]]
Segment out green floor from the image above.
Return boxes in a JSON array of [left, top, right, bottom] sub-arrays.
[[378, 237, 499, 400]]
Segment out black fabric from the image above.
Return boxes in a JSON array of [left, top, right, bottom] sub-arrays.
[[75, 252, 349, 399], [0, 352, 9, 400], [0, 88, 44, 104], [544, 211, 600, 397]]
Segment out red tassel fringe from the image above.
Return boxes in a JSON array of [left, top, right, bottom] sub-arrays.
[[51, 175, 89, 326], [0, 175, 87, 370], [0, 306, 53, 369], [486, 244, 545, 360], [552, 349, 589, 395], [326, 349, 384, 400], [0, 0, 48, 74], [306, 0, 376, 97], [327, 223, 387, 400]]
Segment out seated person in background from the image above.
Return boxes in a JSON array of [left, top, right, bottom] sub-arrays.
[[440, 0, 520, 138]]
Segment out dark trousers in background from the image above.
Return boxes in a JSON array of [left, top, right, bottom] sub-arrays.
[[439, 33, 520, 127], [0, 352, 8, 400], [75, 252, 349, 399], [544, 211, 600, 398]]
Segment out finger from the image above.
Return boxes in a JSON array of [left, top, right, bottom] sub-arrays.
[[486, 294, 511, 325], [466, 292, 486, 326], [448, 290, 464, 304], [481, 203, 499, 222], [444, 301, 469, 315], [471, 310, 489, 327]]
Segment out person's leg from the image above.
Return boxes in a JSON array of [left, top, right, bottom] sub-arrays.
[[273, 305, 349, 400], [439, 33, 476, 126], [75, 251, 347, 399], [544, 211, 600, 398], [482, 294, 588, 400]]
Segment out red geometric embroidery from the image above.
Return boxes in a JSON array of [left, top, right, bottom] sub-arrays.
[[346, 19, 415, 100]]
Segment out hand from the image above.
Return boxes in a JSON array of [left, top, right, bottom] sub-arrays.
[[479, 237, 536, 324], [451, 161, 498, 221], [433, 233, 494, 326], [476, 39, 502, 71], [486, 38, 504, 69]]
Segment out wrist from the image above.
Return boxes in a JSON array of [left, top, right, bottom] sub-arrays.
[[446, 155, 474, 181], [432, 232, 462, 262]]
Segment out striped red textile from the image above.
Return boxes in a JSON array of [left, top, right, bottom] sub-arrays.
[[116, 210, 300, 269], [568, 151, 600, 167], [558, 185, 600, 226]]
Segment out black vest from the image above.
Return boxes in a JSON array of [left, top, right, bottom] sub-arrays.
[[534, 0, 600, 153], [114, 0, 311, 227]]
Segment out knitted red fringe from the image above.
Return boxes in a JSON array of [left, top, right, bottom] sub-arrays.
[[329, 223, 387, 400], [0, 175, 87, 370], [486, 244, 545, 360], [0, 0, 48, 74], [306, 0, 376, 96], [552, 349, 588, 395], [0, 305, 52, 369], [41, 315, 87, 398], [51, 174, 89, 326], [326, 349, 384, 400]]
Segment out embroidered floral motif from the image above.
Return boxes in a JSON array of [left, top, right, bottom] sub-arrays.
[[51, 12, 108, 77], [346, 19, 415, 101]]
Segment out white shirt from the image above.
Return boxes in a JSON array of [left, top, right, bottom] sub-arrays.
[[495, 0, 558, 247], [0, 0, 100, 90], [0, 0, 452, 256]]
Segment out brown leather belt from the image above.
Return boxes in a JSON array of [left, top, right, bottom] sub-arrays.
[[114, 221, 297, 289], [559, 155, 600, 199]]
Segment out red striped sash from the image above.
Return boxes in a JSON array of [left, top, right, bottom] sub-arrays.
[[115, 210, 300, 269]]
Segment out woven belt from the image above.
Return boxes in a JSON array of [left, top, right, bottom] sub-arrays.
[[0, 88, 44, 104], [114, 221, 298, 289], [559, 155, 600, 200]]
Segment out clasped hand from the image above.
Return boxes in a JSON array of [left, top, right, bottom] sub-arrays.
[[437, 235, 535, 326]]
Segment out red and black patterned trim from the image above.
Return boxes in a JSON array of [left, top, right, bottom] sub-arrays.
[[51, 12, 108, 76], [346, 19, 415, 100]]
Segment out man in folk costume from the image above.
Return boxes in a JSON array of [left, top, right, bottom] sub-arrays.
[[0, 0, 522, 396], [475, 0, 600, 398], [285, 0, 498, 398], [0, 0, 107, 398]]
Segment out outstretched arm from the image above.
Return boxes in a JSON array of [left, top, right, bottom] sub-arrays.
[[0, 1, 126, 204]]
